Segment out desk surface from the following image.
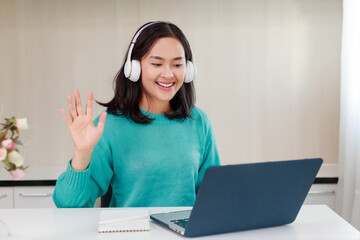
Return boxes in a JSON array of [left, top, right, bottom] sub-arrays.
[[0, 205, 359, 240]]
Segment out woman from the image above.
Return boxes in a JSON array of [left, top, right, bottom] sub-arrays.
[[53, 21, 221, 208]]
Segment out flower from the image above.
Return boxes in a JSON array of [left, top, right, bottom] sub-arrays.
[[2, 139, 17, 150], [16, 118, 28, 130], [7, 151, 24, 167], [0, 148, 6, 161], [9, 169, 25, 180], [0, 115, 29, 180]]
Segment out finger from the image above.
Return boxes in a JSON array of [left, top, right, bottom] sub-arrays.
[[85, 91, 93, 116], [74, 89, 84, 116], [60, 108, 72, 127], [67, 95, 77, 120], [97, 112, 107, 132]]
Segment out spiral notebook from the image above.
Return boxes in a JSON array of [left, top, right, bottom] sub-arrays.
[[98, 209, 150, 233]]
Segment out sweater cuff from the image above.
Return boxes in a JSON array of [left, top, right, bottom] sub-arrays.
[[61, 160, 91, 190]]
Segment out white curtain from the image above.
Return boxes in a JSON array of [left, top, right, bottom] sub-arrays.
[[335, 0, 360, 231]]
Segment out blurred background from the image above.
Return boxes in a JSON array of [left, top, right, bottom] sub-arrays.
[[0, 0, 342, 167]]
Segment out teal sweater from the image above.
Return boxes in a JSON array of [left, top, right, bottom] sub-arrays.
[[53, 107, 220, 207]]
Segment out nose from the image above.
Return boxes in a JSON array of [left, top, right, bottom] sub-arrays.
[[161, 65, 174, 78]]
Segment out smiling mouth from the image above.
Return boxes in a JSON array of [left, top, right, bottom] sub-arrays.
[[156, 82, 175, 88]]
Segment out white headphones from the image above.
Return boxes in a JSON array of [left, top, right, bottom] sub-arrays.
[[124, 22, 196, 83]]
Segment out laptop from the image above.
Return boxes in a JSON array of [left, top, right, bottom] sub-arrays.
[[150, 158, 322, 237]]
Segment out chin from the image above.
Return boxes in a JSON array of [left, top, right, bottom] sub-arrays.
[[158, 96, 175, 103], [156, 93, 176, 103]]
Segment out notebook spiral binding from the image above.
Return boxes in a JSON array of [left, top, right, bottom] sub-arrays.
[[98, 229, 150, 233]]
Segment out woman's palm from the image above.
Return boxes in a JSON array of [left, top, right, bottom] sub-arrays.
[[61, 89, 107, 153], [68, 114, 103, 152]]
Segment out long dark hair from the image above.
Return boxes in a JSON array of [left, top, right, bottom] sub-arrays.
[[98, 21, 196, 124]]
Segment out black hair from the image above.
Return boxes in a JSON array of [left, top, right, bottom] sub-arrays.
[[97, 21, 196, 124]]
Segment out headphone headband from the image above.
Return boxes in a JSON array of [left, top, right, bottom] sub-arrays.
[[126, 22, 157, 65], [132, 22, 158, 43]]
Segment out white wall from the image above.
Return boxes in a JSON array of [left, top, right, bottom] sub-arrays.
[[0, 0, 342, 167]]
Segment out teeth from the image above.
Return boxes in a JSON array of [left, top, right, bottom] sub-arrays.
[[157, 82, 174, 87]]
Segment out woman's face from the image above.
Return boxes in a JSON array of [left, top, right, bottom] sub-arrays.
[[140, 37, 186, 113]]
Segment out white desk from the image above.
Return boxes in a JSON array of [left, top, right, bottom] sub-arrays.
[[0, 205, 359, 240]]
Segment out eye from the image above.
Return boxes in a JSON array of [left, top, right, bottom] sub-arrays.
[[151, 63, 162, 67], [174, 64, 183, 68]]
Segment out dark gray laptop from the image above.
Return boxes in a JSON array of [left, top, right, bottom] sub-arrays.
[[150, 158, 322, 237]]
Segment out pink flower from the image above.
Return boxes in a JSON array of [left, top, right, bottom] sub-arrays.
[[0, 148, 7, 161], [9, 169, 25, 180], [1, 139, 17, 150]]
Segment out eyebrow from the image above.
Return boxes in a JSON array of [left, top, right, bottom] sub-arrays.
[[149, 56, 184, 61]]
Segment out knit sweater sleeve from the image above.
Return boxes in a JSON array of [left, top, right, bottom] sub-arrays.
[[195, 110, 221, 193], [53, 118, 113, 208]]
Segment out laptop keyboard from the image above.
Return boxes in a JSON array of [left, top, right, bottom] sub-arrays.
[[171, 218, 189, 228]]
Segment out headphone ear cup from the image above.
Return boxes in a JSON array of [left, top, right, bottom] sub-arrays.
[[129, 60, 141, 82], [124, 60, 131, 79], [184, 61, 196, 83]]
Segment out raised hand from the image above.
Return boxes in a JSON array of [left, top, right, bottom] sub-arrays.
[[60, 89, 106, 171]]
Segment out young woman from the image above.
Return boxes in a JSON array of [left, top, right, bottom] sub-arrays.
[[53, 21, 221, 208]]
